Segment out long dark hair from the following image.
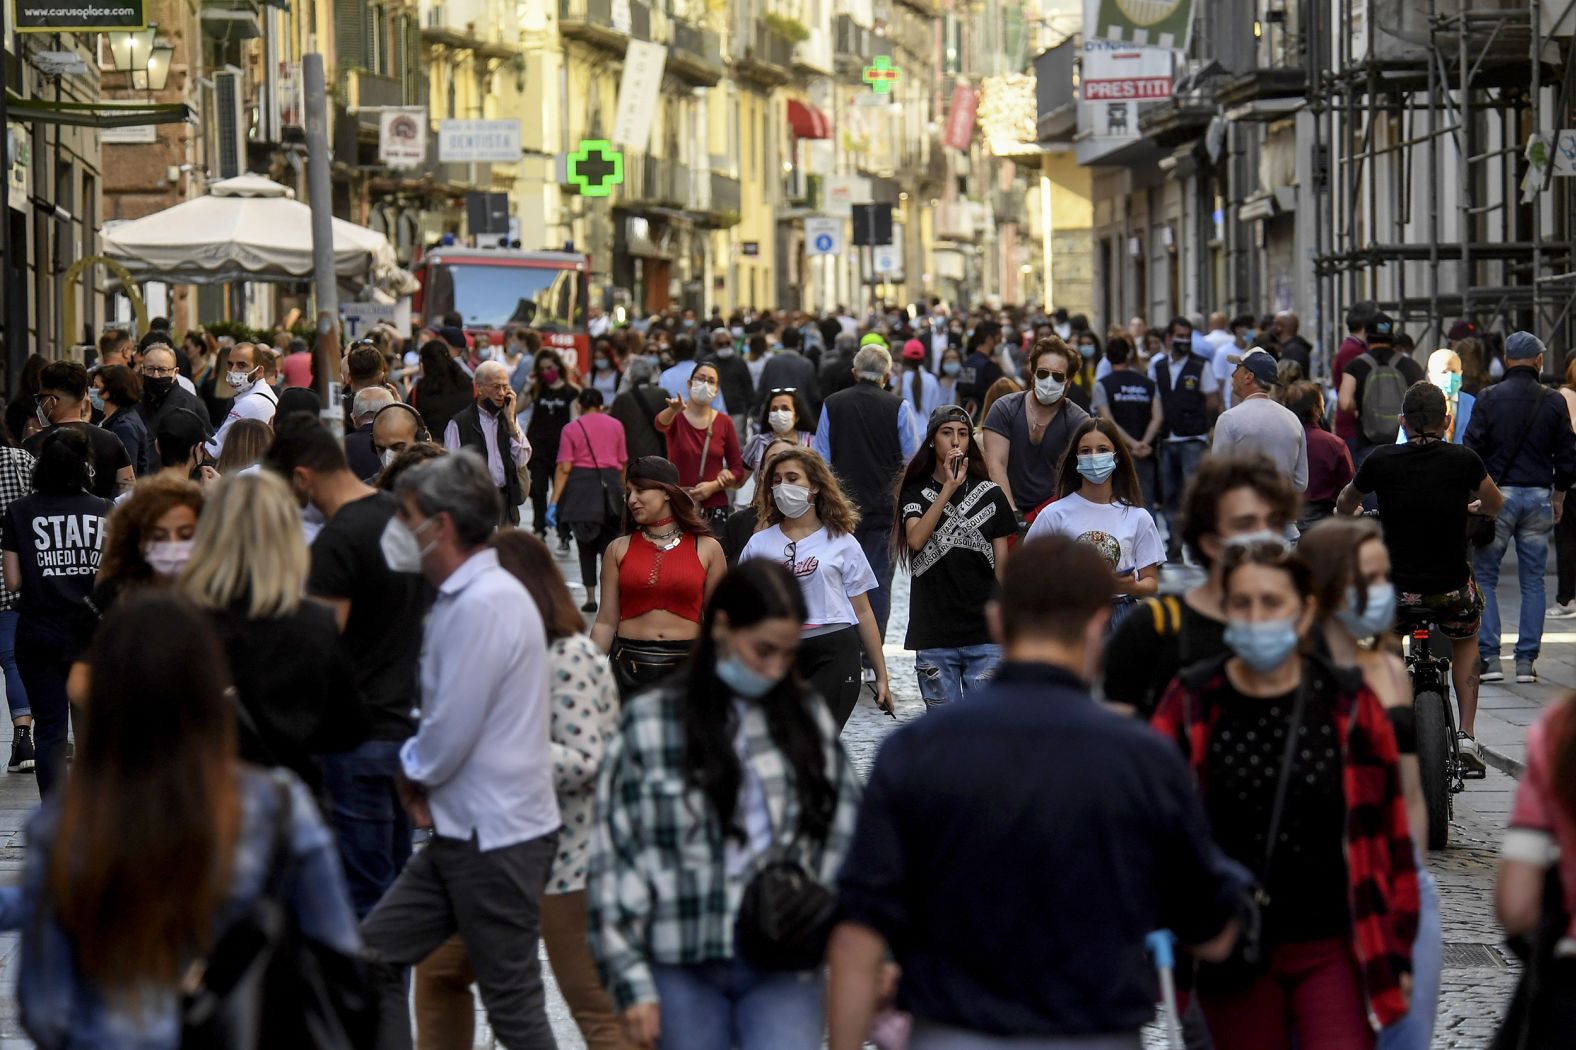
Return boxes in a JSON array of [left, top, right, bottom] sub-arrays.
[[756, 388, 813, 435], [1054, 417, 1144, 507], [679, 560, 834, 842], [33, 426, 94, 495], [51, 591, 240, 997], [890, 416, 989, 570], [416, 339, 468, 397], [529, 348, 578, 403], [490, 528, 583, 642]]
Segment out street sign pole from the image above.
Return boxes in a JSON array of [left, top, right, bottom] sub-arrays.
[[303, 53, 342, 434]]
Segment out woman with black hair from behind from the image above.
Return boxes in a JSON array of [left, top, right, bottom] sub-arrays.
[[408, 338, 475, 438], [892, 405, 1016, 709], [1, 427, 112, 795], [588, 559, 862, 1050]]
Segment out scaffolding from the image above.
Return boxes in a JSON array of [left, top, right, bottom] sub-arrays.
[[1311, 0, 1576, 361]]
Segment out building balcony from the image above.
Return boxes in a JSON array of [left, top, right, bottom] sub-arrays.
[[1216, 68, 1308, 121], [343, 70, 408, 138], [1136, 97, 1215, 149], [792, 26, 834, 76], [424, 0, 520, 58], [833, 15, 891, 77], [1035, 39, 1077, 143], [698, 171, 742, 226], [669, 18, 723, 85], [201, 0, 262, 41], [619, 153, 694, 210], [733, 18, 796, 87]]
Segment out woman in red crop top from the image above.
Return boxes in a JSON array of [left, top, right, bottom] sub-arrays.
[[591, 456, 726, 698]]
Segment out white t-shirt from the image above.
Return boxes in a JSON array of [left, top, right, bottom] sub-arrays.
[[740, 523, 876, 630], [1025, 491, 1165, 576], [204, 382, 279, 458]]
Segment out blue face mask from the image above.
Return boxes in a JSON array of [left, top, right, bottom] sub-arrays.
[[942, 361, 962, 376], [1079, 343, 1096, 359], [1336, 583, 1396, 638], [716, 651, 780, 699], [1077, 451, 1117, 484], [88, 389, 105, 413], [1224, 616, 1302, 672]]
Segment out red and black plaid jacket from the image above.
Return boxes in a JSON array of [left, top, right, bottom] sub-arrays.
[[1151, 655, 1420, 1028]]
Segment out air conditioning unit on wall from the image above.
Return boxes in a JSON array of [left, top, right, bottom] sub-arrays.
[[213, 65, 247, 179]]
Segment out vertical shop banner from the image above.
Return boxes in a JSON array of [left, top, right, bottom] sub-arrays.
[[611, 39, 668, 153], [942, 82, 978, 151], [1093, 0, 1196, 51]]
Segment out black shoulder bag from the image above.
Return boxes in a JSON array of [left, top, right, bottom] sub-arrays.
[[736, 847, 838, 972], [577, 420, 623, 524], [181, 774, 376, 1050], [1470, 386, 1545, 547], [1194, 676, 1309, 995]]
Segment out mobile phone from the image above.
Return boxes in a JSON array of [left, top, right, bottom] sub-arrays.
[[951, 451, 963, 478]]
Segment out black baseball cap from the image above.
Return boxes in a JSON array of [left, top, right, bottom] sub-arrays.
[[627, 456, 680, 486], [1367, 313, 1395, 346], [155, 407, 211, 452]]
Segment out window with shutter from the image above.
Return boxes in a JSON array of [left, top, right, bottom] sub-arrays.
[[334, 0, 366, 71]]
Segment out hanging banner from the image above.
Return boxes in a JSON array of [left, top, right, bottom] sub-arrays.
[[379, 108, 427, 169], [1081, 46, 1173, 101], [611, 39, 668, 153], [15, 0, 145, 31], [1093, 0, 1196, 51], [942, 82, 978, 151]]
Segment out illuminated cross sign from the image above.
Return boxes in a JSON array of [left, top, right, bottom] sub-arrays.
[[568, 139, 623, 197], [863, 55, 901, 94]]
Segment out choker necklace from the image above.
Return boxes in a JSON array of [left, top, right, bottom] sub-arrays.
[[646, 516, 675, 528]]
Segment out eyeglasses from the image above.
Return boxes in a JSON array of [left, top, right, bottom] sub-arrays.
[[140, 366, 178, 378], [1034, 369, 1068, 383], [783, 539, 798, 572]]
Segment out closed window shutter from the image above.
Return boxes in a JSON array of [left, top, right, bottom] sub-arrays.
[[334, 0, 366, 71]]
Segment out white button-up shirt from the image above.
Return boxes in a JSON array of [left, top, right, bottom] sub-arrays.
[[400, 547, 561, 850], [204, 381, 278, 458]]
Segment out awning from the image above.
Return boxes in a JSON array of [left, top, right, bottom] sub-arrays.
[[4, 94, 189, 129], [786, 99, 832, 140]]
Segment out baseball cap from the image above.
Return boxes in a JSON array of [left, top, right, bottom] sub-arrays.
[[1505, 331, 1546, 360], [1367, 314, 1395, 345], [155, 407, 211, 449], [1235, 348, 1280, 387], [859, 332, 888, 349], [627, 455, 681, 486], [901, 339, 926, 362], [437, 326, 467, 351], [1447, 320, 1479, 342], [925, 404, 973, 437]]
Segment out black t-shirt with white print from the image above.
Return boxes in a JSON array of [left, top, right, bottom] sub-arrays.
[[1, 490, 112, 639], [900, 476, 1016, 650]]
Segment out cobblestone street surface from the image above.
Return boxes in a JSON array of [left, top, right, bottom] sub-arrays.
[[0, 542, 1548, 1047]]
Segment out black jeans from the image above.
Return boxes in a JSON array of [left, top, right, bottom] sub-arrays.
[[15, 621, 70, 796], [574, 520, 619, 603], [527, 461, 567, 541], [362, 830, 558, 1050], [797, 626, 862, 731], [1558, 504, 1576, 605]]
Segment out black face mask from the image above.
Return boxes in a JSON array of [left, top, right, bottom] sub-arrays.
[[144, 376, 176, 402], [479, 396, 504, 416], [1171, 339, 1191, 357]]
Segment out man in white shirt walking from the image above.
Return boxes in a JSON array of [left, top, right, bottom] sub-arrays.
[[360, 452, 561, 1050], [204, 341, 278, 458], [1214, 348, 1309, 491], [1202, 311, 1240, 410]]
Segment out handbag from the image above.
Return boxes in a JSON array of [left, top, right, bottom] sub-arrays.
[[735, 851, 838, 972], [576, 420, 623, 523], [1470, 386, 1546, 547], [1193, 676, 1307, 995], [181, 774, 376, 1050], [1492, 864, 1576, 1050]]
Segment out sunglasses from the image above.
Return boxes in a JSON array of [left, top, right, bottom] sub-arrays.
[[1219, 538, 1294, 567], [769, 387, 798, 395], [783, 539, 798, 571], [1034, 369, 1068, 383]]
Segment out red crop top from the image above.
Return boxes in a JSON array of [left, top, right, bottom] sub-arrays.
[[619, 531, 706, 623]]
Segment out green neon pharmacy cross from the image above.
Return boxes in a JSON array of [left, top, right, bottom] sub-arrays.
[[568, 140, 624, 197], [863, 55, 901, 94]]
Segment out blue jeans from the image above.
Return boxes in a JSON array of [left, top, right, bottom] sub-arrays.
[[1160, 439, 1207, 543], [915, 644, 1001, 709], [651, 957, 824, 1050], [855, 525, 896, 663], [322, 739, 414, 919], [0, 609, 31, 720], [1377, 864, 1440, 1050], [1472, 485, 1555, 662]]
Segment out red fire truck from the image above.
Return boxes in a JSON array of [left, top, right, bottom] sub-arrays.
[[411, 246, 592, 369]]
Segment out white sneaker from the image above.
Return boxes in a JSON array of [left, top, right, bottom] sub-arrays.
[[1549, 602, 1576, 620], [1457, 732, 1487, 775]]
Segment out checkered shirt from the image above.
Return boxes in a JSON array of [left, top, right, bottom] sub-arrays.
[[0, 447, 34, 612], [587, 685, 862, 1011]]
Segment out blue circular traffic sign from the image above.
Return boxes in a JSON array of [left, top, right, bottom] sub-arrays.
[[814, 233, 835, 252]]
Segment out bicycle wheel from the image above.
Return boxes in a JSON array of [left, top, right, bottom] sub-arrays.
[[1415, 689, 1453, 851]]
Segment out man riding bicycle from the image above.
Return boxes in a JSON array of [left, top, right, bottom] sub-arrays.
[[1338, 382, 1504, 772]]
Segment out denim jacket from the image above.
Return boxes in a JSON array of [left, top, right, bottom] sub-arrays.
[[2, 767, 360, 1050]]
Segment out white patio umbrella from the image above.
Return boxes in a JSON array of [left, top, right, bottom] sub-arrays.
[[102, 173, 400, 287]]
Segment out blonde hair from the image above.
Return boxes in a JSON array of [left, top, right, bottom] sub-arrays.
[[179, 472, 307, 619]]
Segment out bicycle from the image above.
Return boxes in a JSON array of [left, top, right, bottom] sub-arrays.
[[1400, 609, 1484, 850]]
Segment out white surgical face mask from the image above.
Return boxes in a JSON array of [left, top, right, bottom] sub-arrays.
[[143, 539, 194, 578], [772, 482, 813, 519], [768, 409, 795, 434], [380, 516, 433, 574], [689, 381, 716, 405], [381, 448, 399, 469], [1033, 374, 1065, 405]]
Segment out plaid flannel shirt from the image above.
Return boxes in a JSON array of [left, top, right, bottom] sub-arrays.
[[587, 685, 861, 1011], [0, 448, 33, 613], [1151, 655, 1420, 1028]]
